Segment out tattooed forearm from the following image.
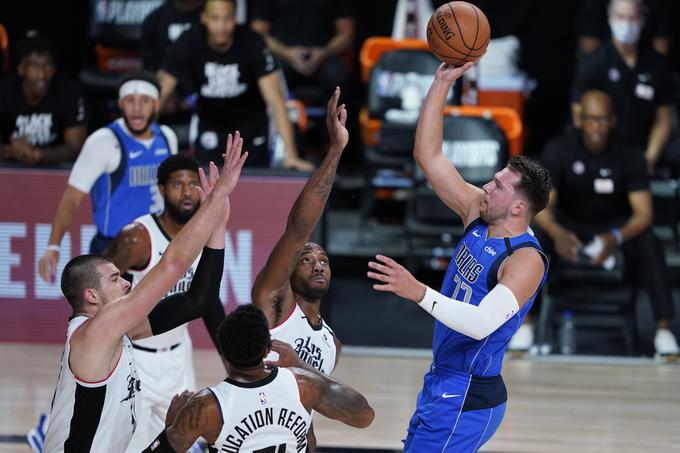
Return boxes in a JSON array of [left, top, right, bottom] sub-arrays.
[[313, 174, 335, 199], [167, 392, 215, 451], [300, 369, 374, 429]]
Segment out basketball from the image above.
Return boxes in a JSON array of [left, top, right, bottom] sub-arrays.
[[426, 1, 491, 66]]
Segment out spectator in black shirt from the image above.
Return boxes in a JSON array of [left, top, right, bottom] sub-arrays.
[[571, 0, 674, 173], [532, 90, 679, 357], [142, 0, 204, 120], [250, 0, 354, 98], [141, 0, 204, 72], [158, 0, 312, 170], [0, 32, 87, 165]]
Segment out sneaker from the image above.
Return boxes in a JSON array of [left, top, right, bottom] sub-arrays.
[[654, 329, 680, 356], [509, 323, 534, 353], [26, 413, 49, 453]]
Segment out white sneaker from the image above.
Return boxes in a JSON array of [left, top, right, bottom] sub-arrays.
[[509, 324, 534, 352], [654, 329, 680, 356]]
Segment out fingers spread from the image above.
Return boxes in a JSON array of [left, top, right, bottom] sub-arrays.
[[375, 254, 396, 267], [367, 271, 391, 283], [368, 261, 391, 274]]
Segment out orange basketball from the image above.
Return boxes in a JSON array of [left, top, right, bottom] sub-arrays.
[[426, 1, 491, 66]]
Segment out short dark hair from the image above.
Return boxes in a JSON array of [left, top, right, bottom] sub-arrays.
[[61, 255, 112, 311], [116, 70, 161, 94], [507, 155, 552, 215], [157, 155, 200, 186], [218, 304, 272, 369], [204, 0, 236, 9], [15, 31, 57, 66]]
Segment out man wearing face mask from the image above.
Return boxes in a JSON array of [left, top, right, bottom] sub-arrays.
[[571, 0, 674, 173]]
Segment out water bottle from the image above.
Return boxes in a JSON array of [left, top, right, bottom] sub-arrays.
[[559, 310, 576, 355]]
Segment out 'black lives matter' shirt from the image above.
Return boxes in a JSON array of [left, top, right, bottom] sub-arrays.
[[540, 131, 649, 224], [0, 75, 86, 147], [162, 24, 278, 129]]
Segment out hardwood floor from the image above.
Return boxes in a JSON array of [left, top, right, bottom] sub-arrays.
[[2, 343, 679, 452]]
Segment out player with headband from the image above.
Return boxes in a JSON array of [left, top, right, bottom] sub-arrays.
[[39, 70, 179, 283]]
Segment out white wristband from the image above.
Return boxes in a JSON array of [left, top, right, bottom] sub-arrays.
[[46, 244, 60, 253], [418, 286, 440, 314]]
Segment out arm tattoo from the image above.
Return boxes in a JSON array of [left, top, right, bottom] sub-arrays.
[[167, 393, 220, 451], [300, 369, 374, 429], [312, 174, 334, 200]]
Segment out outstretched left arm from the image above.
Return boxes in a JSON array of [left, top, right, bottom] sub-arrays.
[[368, 251, 545, 340]]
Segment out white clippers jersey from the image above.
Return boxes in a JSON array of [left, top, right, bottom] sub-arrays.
[[127, 214, 201, 349], [209, 367, 311, 453], [267, 304, 337, 374], [44, 316, 140, 453]]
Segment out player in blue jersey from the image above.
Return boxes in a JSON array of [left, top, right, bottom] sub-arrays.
[[39, 70, 178, 283], [367, 62, 552, 452]]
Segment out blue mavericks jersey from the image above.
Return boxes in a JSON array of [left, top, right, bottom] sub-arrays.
[[91, 121, 170, 237], [432, 218, 548, 376]]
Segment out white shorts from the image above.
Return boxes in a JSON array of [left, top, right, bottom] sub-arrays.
[[125, 333, 196, 452]]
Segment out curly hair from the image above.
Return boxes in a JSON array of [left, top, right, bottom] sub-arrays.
[[157, 155, 200, 186], [218, 304, 272, 368]]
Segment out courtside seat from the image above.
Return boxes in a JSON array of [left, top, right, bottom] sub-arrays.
[[535, 254, 638, 356]]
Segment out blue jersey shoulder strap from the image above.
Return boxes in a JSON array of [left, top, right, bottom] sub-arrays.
[[486, 238, 548, 291]]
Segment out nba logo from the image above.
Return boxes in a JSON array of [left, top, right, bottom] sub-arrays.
[[259, 392, 267, 405]]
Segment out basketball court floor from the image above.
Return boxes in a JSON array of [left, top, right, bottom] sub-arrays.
[[2, 343, 678, 452]]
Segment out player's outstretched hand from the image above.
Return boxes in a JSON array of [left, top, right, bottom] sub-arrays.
[[165, 390, 194, 426], [264, 339, 304, 369], [220, 131, 248, 194], [368, 255, 427, 303], [39, 249, 59, 283], [435, 61, 475, 84], [326, 87, 349, 151]]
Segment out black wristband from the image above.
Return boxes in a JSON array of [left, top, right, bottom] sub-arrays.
[[142, 429, 175, 452]]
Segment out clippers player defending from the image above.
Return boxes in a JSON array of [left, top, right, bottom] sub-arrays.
[[367, 63, 552, 452], [103, 155, 227, 452], [252, 88, 348, 372], [142, 304, 374, 453], [251, 87, 348, 450], [43, 135, 247, 452]]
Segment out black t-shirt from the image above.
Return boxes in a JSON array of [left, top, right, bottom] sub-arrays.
[[141, 2, 202, 71], [251, 0, 354, 47], [540, 131, 649, 224], [162, 24, 278, 129], [0, 75, 86, 147], [571, 41, 673, 146]]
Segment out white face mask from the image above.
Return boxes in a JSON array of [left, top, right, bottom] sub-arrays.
[[609, 20, 641, 45]]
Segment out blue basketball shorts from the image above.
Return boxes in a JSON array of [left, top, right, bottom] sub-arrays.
[[403, 364, 507, 453]]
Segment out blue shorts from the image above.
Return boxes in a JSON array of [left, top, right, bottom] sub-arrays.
[[89, 232, 114, 255], [404, 364, 507, 453]]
